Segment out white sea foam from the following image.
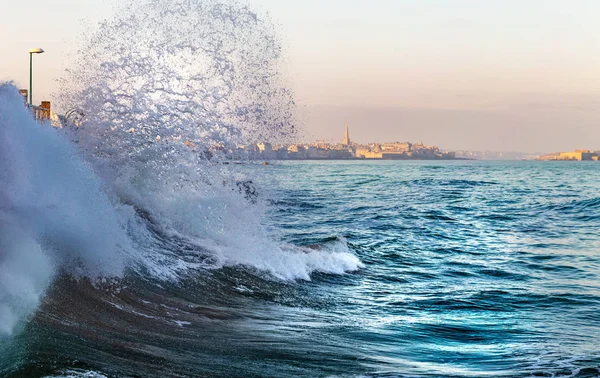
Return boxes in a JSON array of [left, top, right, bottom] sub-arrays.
[[0, 230, 52, 336], [54, 0, 362, 282], [0, 0, 362, 337], [0, 84, 132, 336], [112, 162, 363, 281], [44, 370, 109, 378]]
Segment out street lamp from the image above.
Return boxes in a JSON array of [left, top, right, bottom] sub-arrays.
[[28, 48, 45, 106]]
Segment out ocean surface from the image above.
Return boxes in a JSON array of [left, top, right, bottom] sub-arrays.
[[1, 1, 599, 375], [2, 157, 599, 377]]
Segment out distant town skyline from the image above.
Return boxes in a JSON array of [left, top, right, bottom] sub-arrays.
[[1, 0, 599, 152]]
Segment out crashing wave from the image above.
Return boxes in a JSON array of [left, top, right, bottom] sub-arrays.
[[0, 0, 362, 338]]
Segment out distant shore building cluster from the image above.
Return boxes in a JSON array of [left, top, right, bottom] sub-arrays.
[[536, 150, 600, 161], [235, 126, 457, 161]]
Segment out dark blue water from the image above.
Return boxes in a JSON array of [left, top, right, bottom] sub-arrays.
[[2, 160, 599, 377]]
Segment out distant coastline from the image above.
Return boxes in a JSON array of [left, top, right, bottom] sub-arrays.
[[236, 126, 459, 161]]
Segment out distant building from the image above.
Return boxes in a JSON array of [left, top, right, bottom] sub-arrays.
[[287, 145, 306, 159], [257, 142, 276, 159], [287, 145, 302, 153], [558, 150, 595, 161], [329, 149, 353, 159], [19, 89, 28, 104], [355, 144, 383, 159], [382, 142, 410, 152], [306, 146, 329, 159], [343, 125, 351, 146], [537, 149, 600, 161], [257, 142, 273, 154]]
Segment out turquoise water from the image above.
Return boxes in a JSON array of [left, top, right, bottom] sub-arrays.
[[264, 161, 600, 376], [2, 160, 600, 377]]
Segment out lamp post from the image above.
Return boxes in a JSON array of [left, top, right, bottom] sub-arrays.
[[28, 48, 45, 106]]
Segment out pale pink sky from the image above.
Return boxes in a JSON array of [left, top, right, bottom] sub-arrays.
[[1, 0, 599, 152]]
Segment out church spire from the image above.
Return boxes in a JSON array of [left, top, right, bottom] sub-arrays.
[[344, 124, 350, 146]]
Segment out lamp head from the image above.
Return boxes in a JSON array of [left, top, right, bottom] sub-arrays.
[[29, 48, 45, 54]]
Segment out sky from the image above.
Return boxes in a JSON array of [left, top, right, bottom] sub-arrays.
[[1, 0, 599, 152]]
